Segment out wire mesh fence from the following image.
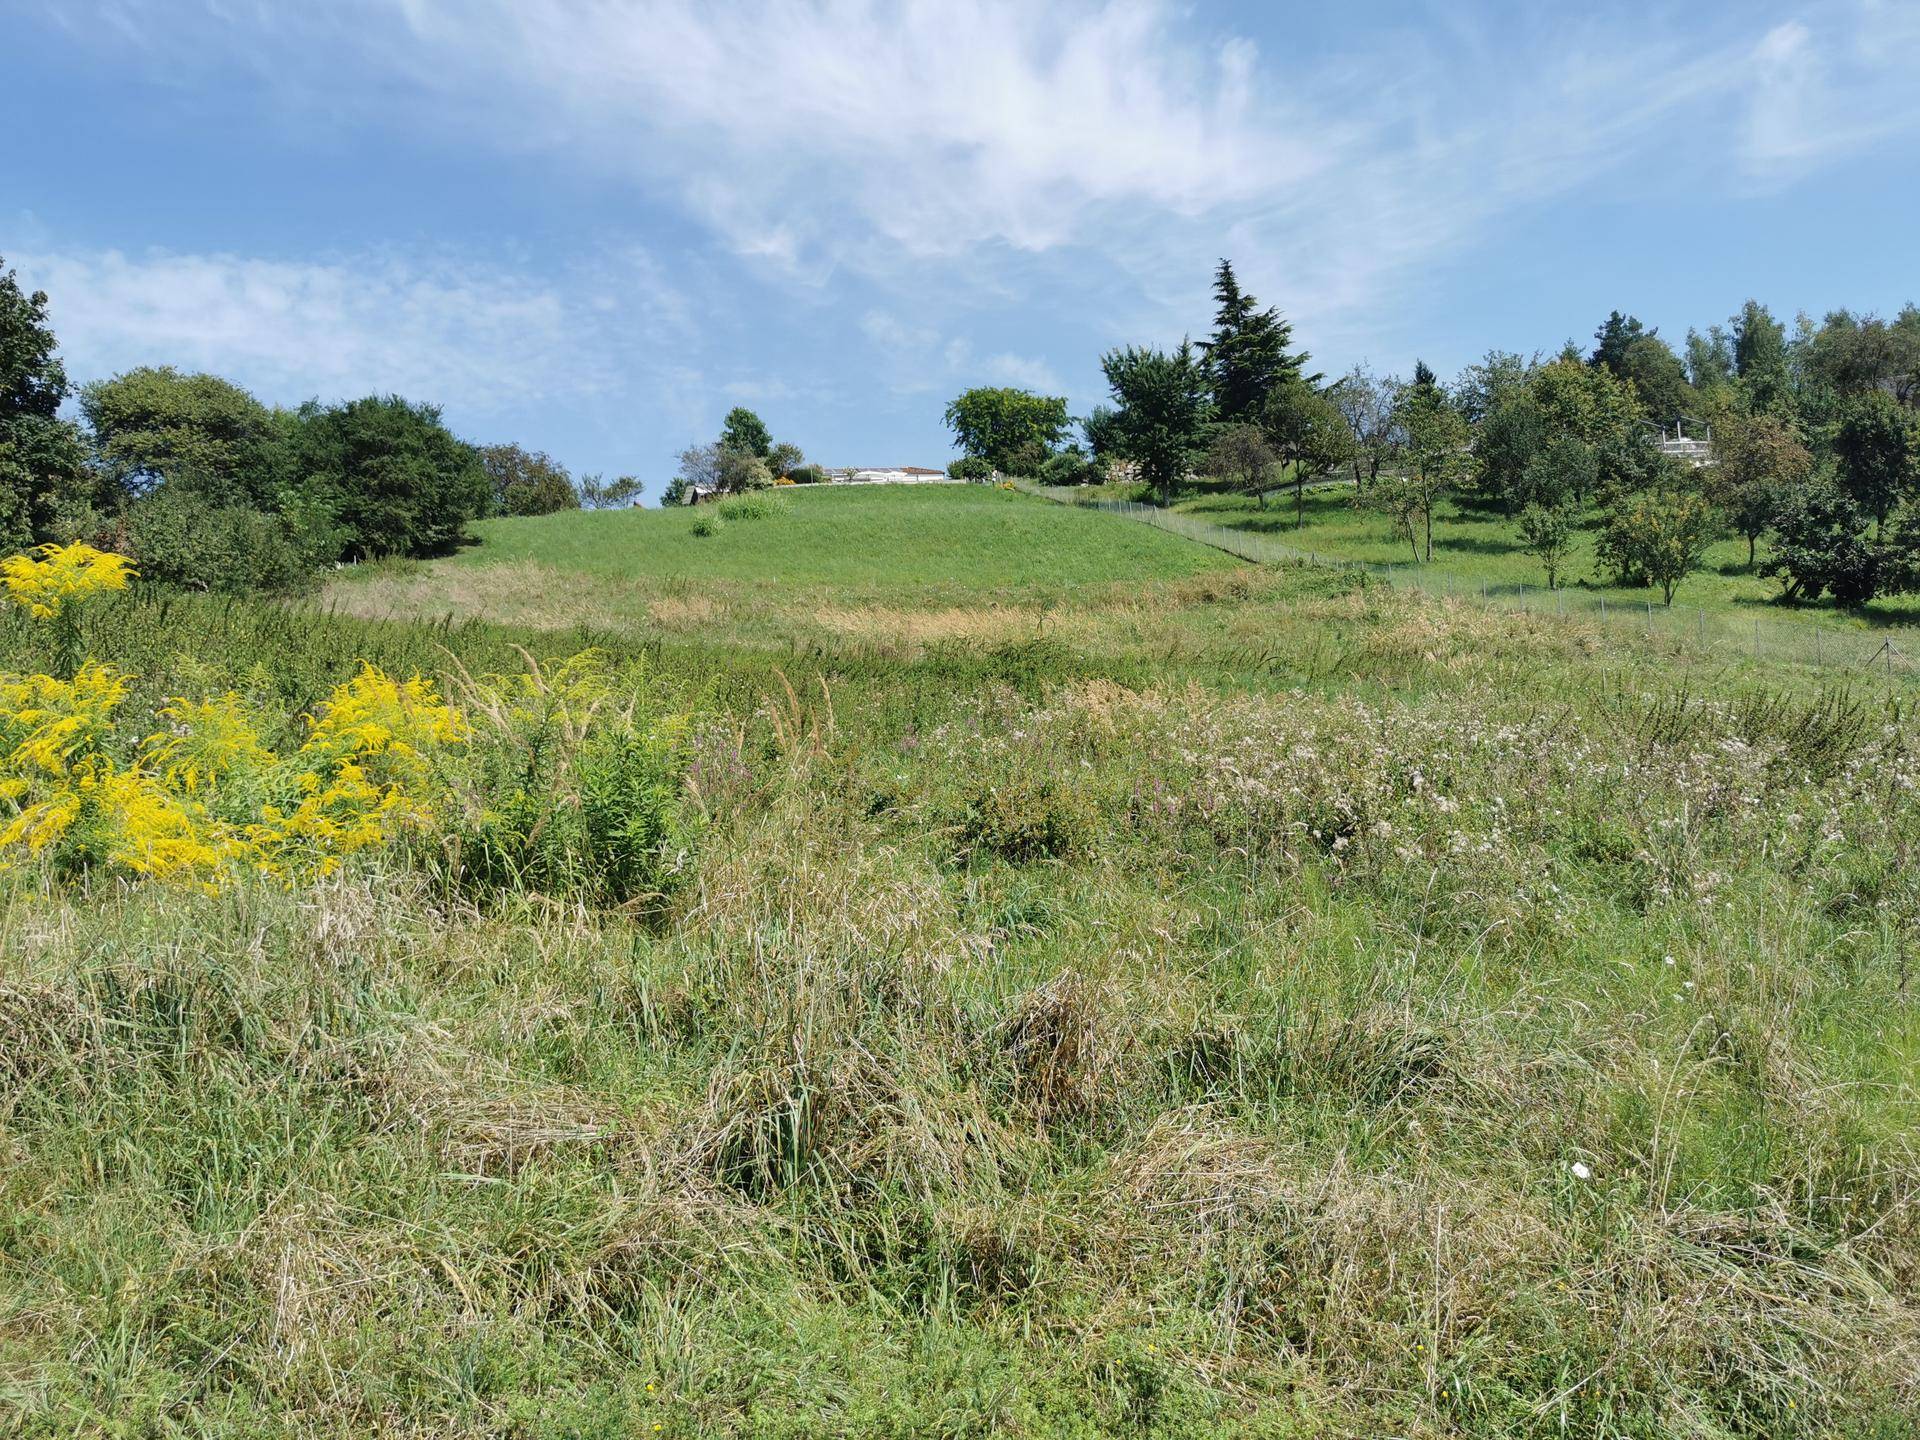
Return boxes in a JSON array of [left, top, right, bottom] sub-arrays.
[[1020, 483, 1919, 684]]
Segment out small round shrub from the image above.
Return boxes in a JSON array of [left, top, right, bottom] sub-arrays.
[[690, 513, 722, 538], [788, 464, 827, 485], [949, 457, 993, 482]]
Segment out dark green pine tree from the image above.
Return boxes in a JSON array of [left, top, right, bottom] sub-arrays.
[[1410, 359, 1440, 394], [1202, 259, 1311, 425]]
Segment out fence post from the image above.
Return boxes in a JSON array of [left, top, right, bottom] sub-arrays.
[[1697, 608, 1704, 646], [1815, 624, 1822, 668], [1754, 620, 1761, 661]]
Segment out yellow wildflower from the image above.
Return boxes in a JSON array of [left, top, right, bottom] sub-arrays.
[[142, 692, 277, 793], [0, 543, 135, 619]]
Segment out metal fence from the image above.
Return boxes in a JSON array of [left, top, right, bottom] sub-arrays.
[[1021, 483, 1918, 684]]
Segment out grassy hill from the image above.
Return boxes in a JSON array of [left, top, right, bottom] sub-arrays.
[[453, 483, 1238, 589], [7, 486, 1920, 1437]]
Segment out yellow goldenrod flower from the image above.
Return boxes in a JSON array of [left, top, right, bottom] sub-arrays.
[[0, 543, 134, 620]]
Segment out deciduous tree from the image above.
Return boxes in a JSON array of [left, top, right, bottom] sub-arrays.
[[1100, 342, 1213, 504], [942, 387, 1070, 472]]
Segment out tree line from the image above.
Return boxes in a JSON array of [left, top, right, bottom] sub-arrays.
[[944, 261, 1920, 608], [0, 254, 637, 593]]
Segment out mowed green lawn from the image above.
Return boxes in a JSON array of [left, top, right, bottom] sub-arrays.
[[454, 484, 1238, 593], [1160, 480, 1920, 631]]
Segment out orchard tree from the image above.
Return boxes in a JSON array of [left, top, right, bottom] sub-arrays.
[[0, 254, 92, 550], [1517, 502, 1578, 590], [1099, 342, 1213, 504], [720, 407, 773, 459], [577, 473, 642, 509], [766, 440, 805, 478], [1766, 481, 1883, 606], [942, 387, 1070, 472], [1329, 364, 1397, 489], [1265, 378, 1356, 528], [1391, 381, 1470, 561], [1707, 413, 1812, 568], [1596, 486, 1714, 603], [1204, 422, 1276, 509], [1832, 391, 1918, 537]]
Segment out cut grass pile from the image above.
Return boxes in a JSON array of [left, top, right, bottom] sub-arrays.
[[5, 487, 1920, 1436]]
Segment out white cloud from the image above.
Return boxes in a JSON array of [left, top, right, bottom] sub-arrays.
[[21, 0, 1920, 405], [6, 243, 708, 422], [1739, 8, 1920, 181]]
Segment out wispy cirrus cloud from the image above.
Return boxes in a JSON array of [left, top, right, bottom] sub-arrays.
[[14, 0, 1920, 423]]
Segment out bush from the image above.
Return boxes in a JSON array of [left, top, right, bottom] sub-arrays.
[[788, 464, 827, 485], [949, 457, 993, 482], [690, 513, 722, 538], [1038, 447, 1099, 487], [124, 488, 327, 595]]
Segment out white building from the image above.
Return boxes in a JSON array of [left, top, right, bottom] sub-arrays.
[[822, 466, 956, 485]]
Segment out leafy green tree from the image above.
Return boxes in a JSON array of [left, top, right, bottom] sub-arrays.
[[123, 486, 319, 594], [0, 255, 93, 551], [80, 367, 288, 506], [1595, 486, 1714, 603], [1081, 405, 1127, 462], [1000, 439, 1050, 477], [1766, 481, 1883, 606], [1452, 349, 1536, 426], [1204, 422, 1276, 509], [1392, 382, 1470, 561], [766, 441, 805, 478], [1265, 379, 1357, 527], [1099, 342, 1213, 503], [947, 456, 993, 481], [717, 449, 772, 494], [478, 443, 580, 516], [1832, 391, 1918, 536], [1801, 307, 1920, 406], [1706, 413, 1811, 568], [1473, 393, 1549, 512], [1732, 300, 1792, 413], [942, 387, 1070, 471], [1517, 502, 1579, 590], [1516, 435, 1597, 514], [1362, 472, 1430, 565], [291, 395, 489, 558], [1037, 445, 1101, 486], [1201, 259, 1309, 424], [1685, 325, 1736, 389], [719, 407, 773, 459]]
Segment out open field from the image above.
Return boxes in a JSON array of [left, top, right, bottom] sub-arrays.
[[7, 487, 1920, 1437]]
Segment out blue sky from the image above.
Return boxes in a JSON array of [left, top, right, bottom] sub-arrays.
[[6, 1, 1920, 496]]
